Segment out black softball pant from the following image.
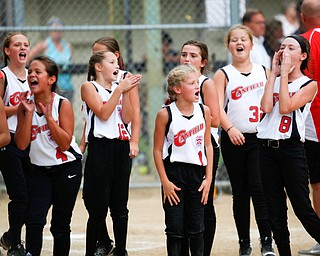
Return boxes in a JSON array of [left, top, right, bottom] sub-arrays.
[[163, 160, 205, 256], [83, 137, 131, 256], [181, 136, 219, 256], [25, 159, 82, 256], [203, 136, 219, 256], [0, 135, 32, 247], [221, 131, 271, 242], [259, 141, 320, 256]]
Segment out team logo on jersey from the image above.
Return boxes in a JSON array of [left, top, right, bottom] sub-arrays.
[[231, 82, 264, 100], [174, 123, 204, 147], [9, 91, 31, 106], [196, 136, 204, 146]]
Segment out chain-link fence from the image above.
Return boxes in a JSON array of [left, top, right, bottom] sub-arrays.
[[0, 0, 301, 188]]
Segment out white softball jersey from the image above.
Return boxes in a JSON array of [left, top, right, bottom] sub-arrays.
[[221, 63, 266, 133], [199, 74, 219, 146], [257, 76, 313, 141], [83, 81, 130, 141], [29, 93, 82, 166], [163, 102, 207, 166], [2, 67, 30, 133]]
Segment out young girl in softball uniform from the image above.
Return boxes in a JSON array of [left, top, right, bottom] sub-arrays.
[[81, 37, 142, 256], [91, 37, 141, 159], [14, 56, 82, 256], [154, 64, 213, 256], [0, 97, 10, 147], [0, 32, 32, 256], [81, 51, 141, 256], [257, 34, 320, 256], [213, 24, 275, 256], [179, 40, 220, 256]]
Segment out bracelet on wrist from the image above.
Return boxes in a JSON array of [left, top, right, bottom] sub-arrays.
[[226, 126, 234, 132]]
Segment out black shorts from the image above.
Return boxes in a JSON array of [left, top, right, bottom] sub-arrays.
[[305, 140, 320, 184]]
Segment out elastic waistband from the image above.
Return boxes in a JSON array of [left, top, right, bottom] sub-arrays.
[[259, 138, 302, 148]]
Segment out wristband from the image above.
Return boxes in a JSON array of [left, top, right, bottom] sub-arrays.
[[226, 126, 234, 132]]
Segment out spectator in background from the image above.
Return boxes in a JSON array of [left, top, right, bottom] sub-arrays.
[[161, 31, 180, 75], [263, 19, 284, 61], [29, 16, 74, 102], [294, 0, 307, 34], [298, 0, 320, 254], [242, 8, 271, 68], [274, 1, 300, 36]]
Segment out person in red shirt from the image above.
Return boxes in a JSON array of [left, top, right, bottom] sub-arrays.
[[299, 0, 320, 254]]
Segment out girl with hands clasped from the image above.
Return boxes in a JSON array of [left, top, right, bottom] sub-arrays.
[[15, 56, 82, 256], [213, 24, 275, 256], [81, 51, 141, 256], [257, 35, 320, 256], [83, 36, 142, 256], [91, 37, 141, 159], [153, 64, 213, 256]]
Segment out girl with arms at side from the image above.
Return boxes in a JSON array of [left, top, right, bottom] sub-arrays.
[[179, 40, 220, 256], [154, 64, 213, 256], [213, 24, 275, 256]]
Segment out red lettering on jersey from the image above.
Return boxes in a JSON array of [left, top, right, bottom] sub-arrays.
[[56, 147, 68, 162], [174, 123, 204, 147], [289, 92, 296, 97], [31, 121, 58, 141], [273, 93, 280, 106], [9, 91, 31, 106], [10, 92, 22, 106], [118, 123, 129, 140], [198, 150, 204, 166], [273, 92, 296, 106], [231, 82, 264, 100], [31, 125, 41, 141]]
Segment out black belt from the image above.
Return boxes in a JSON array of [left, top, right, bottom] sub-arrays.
[[260, 139, 302, 148]]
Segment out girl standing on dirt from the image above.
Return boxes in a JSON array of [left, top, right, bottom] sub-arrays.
[[257, 34, 320, 256], [0, 32, 32, 256], [154, 64, 213, 256], [0, 97, 10, 147], [80, 37, 141, 256], [179, 40, 220, 256], [213, 24, 275, 256], [81, 50, 141, 256], [14, 56, 82, 256]]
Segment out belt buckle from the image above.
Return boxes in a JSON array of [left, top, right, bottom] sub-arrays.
[[268, 140, 279, 148]]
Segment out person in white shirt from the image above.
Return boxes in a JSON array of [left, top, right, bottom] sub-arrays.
[[243, 8, 271, 69]]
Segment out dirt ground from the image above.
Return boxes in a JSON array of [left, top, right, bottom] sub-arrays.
[[0, 186, 316, 255]]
